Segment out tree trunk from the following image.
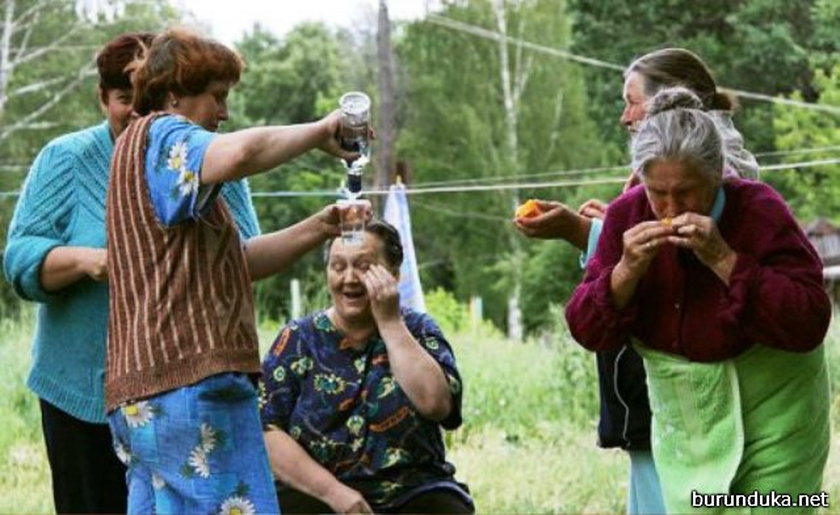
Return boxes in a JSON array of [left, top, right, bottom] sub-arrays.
[[0, 0, 98, 141], [493, 0, 525, 342], [376, 0, 396, 191], [0, 0, 16, 116]]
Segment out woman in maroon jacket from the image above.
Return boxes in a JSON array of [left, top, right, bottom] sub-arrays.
[[566, 87, 831, 513]]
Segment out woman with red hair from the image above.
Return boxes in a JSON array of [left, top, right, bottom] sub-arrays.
[[104, 28, 357, 515], [5, 31, 265, 514]]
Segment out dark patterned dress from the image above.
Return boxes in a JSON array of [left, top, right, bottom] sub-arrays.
[[260, 308, 471, 510]]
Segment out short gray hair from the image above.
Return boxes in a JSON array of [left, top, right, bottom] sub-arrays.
[[631, 87, 725, 185]]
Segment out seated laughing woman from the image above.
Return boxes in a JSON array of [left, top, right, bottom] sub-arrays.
[[565, 87, 831, 514], [260, 220, 474, 514]]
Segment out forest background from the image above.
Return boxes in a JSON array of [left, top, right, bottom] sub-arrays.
[[1, 0, 839, 512]]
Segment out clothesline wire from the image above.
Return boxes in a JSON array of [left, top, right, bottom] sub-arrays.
[[408, 164, 629, 188], [753, 145, 840, 158], [403, 146, 840, 189], [425, 14, 840, 115], [0, 156, 837, 200]]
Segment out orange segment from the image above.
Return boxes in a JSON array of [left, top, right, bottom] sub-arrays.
[[515, 199, 543, 219]]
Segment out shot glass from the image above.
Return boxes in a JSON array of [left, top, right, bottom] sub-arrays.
[[336, 198, 370, 246]]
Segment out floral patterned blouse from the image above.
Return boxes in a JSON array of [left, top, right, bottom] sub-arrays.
[[145, 114, 217, 225], [259, 308, 471, 509]]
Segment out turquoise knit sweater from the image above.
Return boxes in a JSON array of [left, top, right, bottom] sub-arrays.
[[3, 121, 261, 423]]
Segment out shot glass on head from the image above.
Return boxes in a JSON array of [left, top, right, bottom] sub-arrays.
[[336, 198, 370, 246]]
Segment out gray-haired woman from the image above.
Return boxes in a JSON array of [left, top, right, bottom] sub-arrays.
[[566, 88, 831, 514]]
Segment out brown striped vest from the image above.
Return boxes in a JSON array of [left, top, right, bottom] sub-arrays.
[[104, 113, 259, 411]]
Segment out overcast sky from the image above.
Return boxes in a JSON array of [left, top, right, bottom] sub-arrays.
[[175, 0, 441, 44]]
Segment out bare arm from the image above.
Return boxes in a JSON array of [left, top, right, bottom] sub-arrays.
[[363, 265, 452, 421], [244, 205, 340, 282], [514, 200, 592, 250], [201, 111, 355, 185], [40, 247, 107, 292], [378, 318, 453, 421], [264, 429, 372, 514]]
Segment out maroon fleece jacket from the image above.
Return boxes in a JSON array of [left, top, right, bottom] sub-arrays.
[[565, 179, 831, 362]]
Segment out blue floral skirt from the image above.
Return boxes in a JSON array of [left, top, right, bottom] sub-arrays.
[[108, 373, 281, 514]]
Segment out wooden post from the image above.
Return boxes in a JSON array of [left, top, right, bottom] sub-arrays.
[[376, 0, 397, 190]]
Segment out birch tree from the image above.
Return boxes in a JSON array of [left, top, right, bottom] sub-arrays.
[[0, 0, 99, 142], [397, 0, 605, 333], [491, 0, 531, 341], [0, 0, 178, 154], [0, 0, 178, 316]]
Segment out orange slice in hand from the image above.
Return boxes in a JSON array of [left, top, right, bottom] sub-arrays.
[[515, 199, 543, 219]]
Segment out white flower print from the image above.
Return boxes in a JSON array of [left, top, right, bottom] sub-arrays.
[[113, 442, 132, 465], [382, 447, 409, 468], [167, 141, 188, 172], [152, 473, 166, 490], [200, 423, 217, 453], [122, 401, 155, 428], [188, 447, 211, 478], [218, 496, 256, 515], [177, 168, 199, 196]]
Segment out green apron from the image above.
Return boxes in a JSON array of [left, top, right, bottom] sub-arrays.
[[636, 343, 830, 514]]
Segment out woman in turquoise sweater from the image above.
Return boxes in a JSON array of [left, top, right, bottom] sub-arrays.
[[3, 33, 261, 514]]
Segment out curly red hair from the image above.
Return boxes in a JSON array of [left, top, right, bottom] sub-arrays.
[[131, 27, 244, 115]]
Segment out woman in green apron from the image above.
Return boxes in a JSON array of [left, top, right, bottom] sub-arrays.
[[565, 87, 831, 514]]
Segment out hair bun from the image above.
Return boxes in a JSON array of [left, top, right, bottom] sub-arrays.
[[646, 87, 703, 116]]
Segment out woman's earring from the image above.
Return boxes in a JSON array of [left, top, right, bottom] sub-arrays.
[[170, 99, 179, 107]]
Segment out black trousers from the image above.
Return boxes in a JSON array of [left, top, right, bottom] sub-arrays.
[[278, 485, 474, 514], [39, 399, 127, 514]]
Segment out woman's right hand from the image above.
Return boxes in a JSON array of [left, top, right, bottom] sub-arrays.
[[324, 483, 374, 514], [514, 200, 591, 249], [618, 220, 673, 278], [610, 220, 673, 309], [81, 248, 108, 282], [316, 110, 361, 162]]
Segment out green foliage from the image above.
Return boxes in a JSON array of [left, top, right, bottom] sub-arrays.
[[0, 311, 52, 514], [228, 23, 371, 321], [0, 0, 179, 318], [2, 313, 840, 513], [569, 0, 840, 158], [233, 23, 343, 126], [0, 198, 22, 318], [518, 242, 584, 331], [4, 0, 840, 333], [425, 287, 472, 334], [771, 64, 840, 222], [396, 0, 610, 330], [453, 318, 599, 438]]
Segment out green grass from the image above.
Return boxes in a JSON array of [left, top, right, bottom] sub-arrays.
[[1, 313, 839, 513], [0, 313, 52, 514], [423, 322, 627, 513]]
